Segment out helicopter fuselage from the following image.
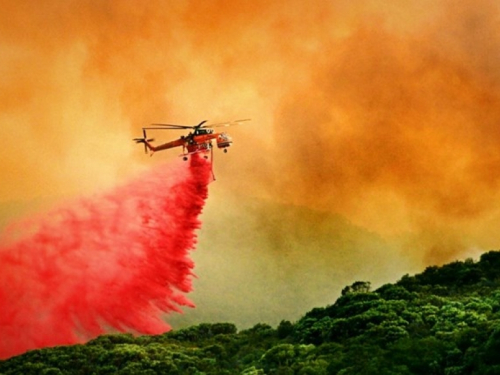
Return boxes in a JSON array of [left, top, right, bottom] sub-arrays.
[[144, 131, 232, 156]]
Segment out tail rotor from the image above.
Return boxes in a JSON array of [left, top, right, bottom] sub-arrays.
[[133, 129, 154, 154]]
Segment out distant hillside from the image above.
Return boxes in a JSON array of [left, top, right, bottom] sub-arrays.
[[2, 251, 500, 374]]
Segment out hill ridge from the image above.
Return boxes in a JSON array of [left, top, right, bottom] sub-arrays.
[[2, 250, 500, 374]]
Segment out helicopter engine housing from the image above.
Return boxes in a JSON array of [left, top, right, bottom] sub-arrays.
[[216, 133, 232, 149]]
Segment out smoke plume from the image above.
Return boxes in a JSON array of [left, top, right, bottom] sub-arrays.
[[269, 0, 500, 264], [0, 155, 211, 359]]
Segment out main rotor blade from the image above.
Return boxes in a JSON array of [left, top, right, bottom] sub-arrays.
[[195, 120, 208, 128], [149, 124, 194, 129], [143, 126, 193, 132], [148, 118, 250, 129], [205, 118, 251, 128]]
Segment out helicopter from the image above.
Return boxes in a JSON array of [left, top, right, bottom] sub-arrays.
[[133, 119, 250, 160]]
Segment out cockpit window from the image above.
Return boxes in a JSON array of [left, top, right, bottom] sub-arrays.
[[197, 128, 213, 135]]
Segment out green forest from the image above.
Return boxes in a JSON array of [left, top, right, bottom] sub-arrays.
[[3, 251, 500, 375]]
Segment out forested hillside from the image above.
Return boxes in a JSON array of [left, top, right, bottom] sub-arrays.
[[2, 251, 500, 375]]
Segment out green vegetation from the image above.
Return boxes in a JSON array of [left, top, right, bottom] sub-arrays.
[[3, 251, 500, 374]]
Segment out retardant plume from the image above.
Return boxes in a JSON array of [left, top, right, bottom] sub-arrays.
[[0, 155, 211, 359]]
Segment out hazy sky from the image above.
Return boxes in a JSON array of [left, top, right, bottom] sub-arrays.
[[2, 0, 500, 328]]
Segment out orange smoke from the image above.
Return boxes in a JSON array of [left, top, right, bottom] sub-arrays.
[[270, 1, 500, 264], [2, 0, 500, 270]]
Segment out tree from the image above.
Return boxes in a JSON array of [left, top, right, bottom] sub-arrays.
[[260, 344, 296, 372], [341, 281, 371, 295], [277, 320, 294, 339]]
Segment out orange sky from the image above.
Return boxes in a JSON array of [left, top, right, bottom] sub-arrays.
[[2, 0, 500, 327]]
